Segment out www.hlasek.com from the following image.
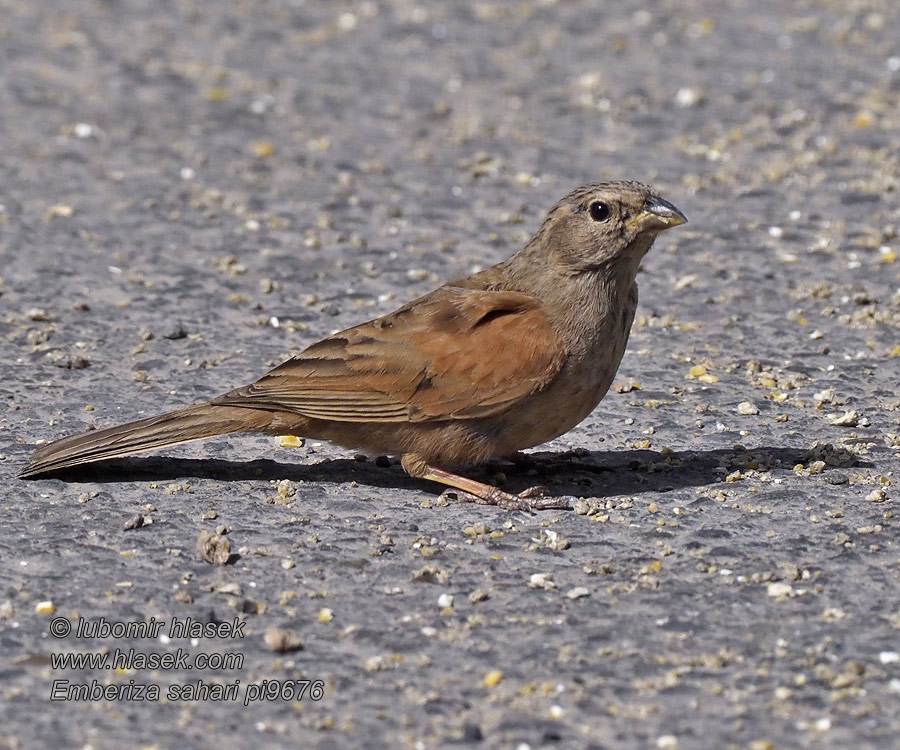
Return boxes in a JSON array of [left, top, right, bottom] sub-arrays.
[[48, 615, 324, 705]]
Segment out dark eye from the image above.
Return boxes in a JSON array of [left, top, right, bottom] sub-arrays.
[[588, 201, 610, 222]]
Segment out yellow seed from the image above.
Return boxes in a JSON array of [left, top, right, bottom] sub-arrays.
[[853, 110, 874, 129], [483, 669, 503, 687], [698, 373, 719, 384], [251, 140, 275, 158], [205, 88, 230, 101], [279, 435, 304, 448], [689, 364, 707, 377], [35, 601, 55, 614], [317, 607, 333, 623]]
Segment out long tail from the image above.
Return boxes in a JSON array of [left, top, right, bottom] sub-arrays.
[[20, 403, 272, 479]]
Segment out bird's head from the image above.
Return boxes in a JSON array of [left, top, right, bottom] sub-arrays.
[[534, 181, 687, 275]]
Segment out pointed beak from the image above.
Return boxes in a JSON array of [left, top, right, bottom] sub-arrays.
[[628, 195, 688, 232]]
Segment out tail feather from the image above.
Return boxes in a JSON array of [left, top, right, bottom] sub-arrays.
[[20, 403, 266, 479]]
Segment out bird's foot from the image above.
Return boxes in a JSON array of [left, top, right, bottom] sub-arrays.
[[402, 454, 569, 512], [440, 484, 569, 513]]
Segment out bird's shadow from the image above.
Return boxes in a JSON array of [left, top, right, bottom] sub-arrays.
[[35, 444, 870, 500]]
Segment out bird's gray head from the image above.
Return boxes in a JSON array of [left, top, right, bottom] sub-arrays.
[[534, 181, 687, 275]]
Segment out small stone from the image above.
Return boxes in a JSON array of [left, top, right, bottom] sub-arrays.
[[866, 489, 887, 503], [264, 626, 304, 653], [813, 388, 835, 405], [566, 587, 591, 600], [675, 87, 703, 107], [46, 204, 74, 221], [163, 323, 187, 340], [737, 402, 759, 415], [767, 582, 794, 599], [528, 573, 555, 590], [196, 530, 231, 565], [826, 410, 859, 427], [123, 513, 148, 530]]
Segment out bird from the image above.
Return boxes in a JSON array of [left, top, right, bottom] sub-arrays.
[[21, 181, 687, 510]]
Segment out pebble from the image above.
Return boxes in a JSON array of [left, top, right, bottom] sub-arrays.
[[264, 626, 303, 653], [675, 87, 703, 107], [767, 582, 794, 599], [163, 323, 187, 340], [528, 573, 555, 590], [196, 530, 231, 565]]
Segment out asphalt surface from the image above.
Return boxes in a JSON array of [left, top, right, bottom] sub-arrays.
[[2, 1, 900, 748]]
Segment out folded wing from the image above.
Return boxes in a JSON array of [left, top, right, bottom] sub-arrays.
[[213, 286, 567, 423]]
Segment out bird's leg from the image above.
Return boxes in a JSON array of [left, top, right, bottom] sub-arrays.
[[401, 454, 569, 512]]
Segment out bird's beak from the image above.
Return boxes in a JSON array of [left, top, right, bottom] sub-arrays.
[[628, 195, 688, 232]]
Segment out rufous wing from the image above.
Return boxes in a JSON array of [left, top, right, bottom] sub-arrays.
[[212, 286, 567, 423]]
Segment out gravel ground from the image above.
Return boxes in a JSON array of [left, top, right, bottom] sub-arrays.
[[2, 1, 900, 748]]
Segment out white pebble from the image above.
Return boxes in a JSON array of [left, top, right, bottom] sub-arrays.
[[437, 593, 454, 608], [528, 573, 555, 590], [337, 12, 357, 30], [767, 582, 794, 598], [74, 123, 95, 139], [675, 87, 702, 107]]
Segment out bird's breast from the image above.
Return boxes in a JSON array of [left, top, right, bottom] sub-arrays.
[[486, 285, 639, 453]]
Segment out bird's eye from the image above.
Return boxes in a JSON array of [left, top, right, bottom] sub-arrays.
[[588, 201, 611, 222]]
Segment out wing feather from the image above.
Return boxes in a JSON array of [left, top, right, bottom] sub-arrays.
[[213, 286, 567, 423]]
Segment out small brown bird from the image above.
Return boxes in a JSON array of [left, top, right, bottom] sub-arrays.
[[21, 181, 686, 510]]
